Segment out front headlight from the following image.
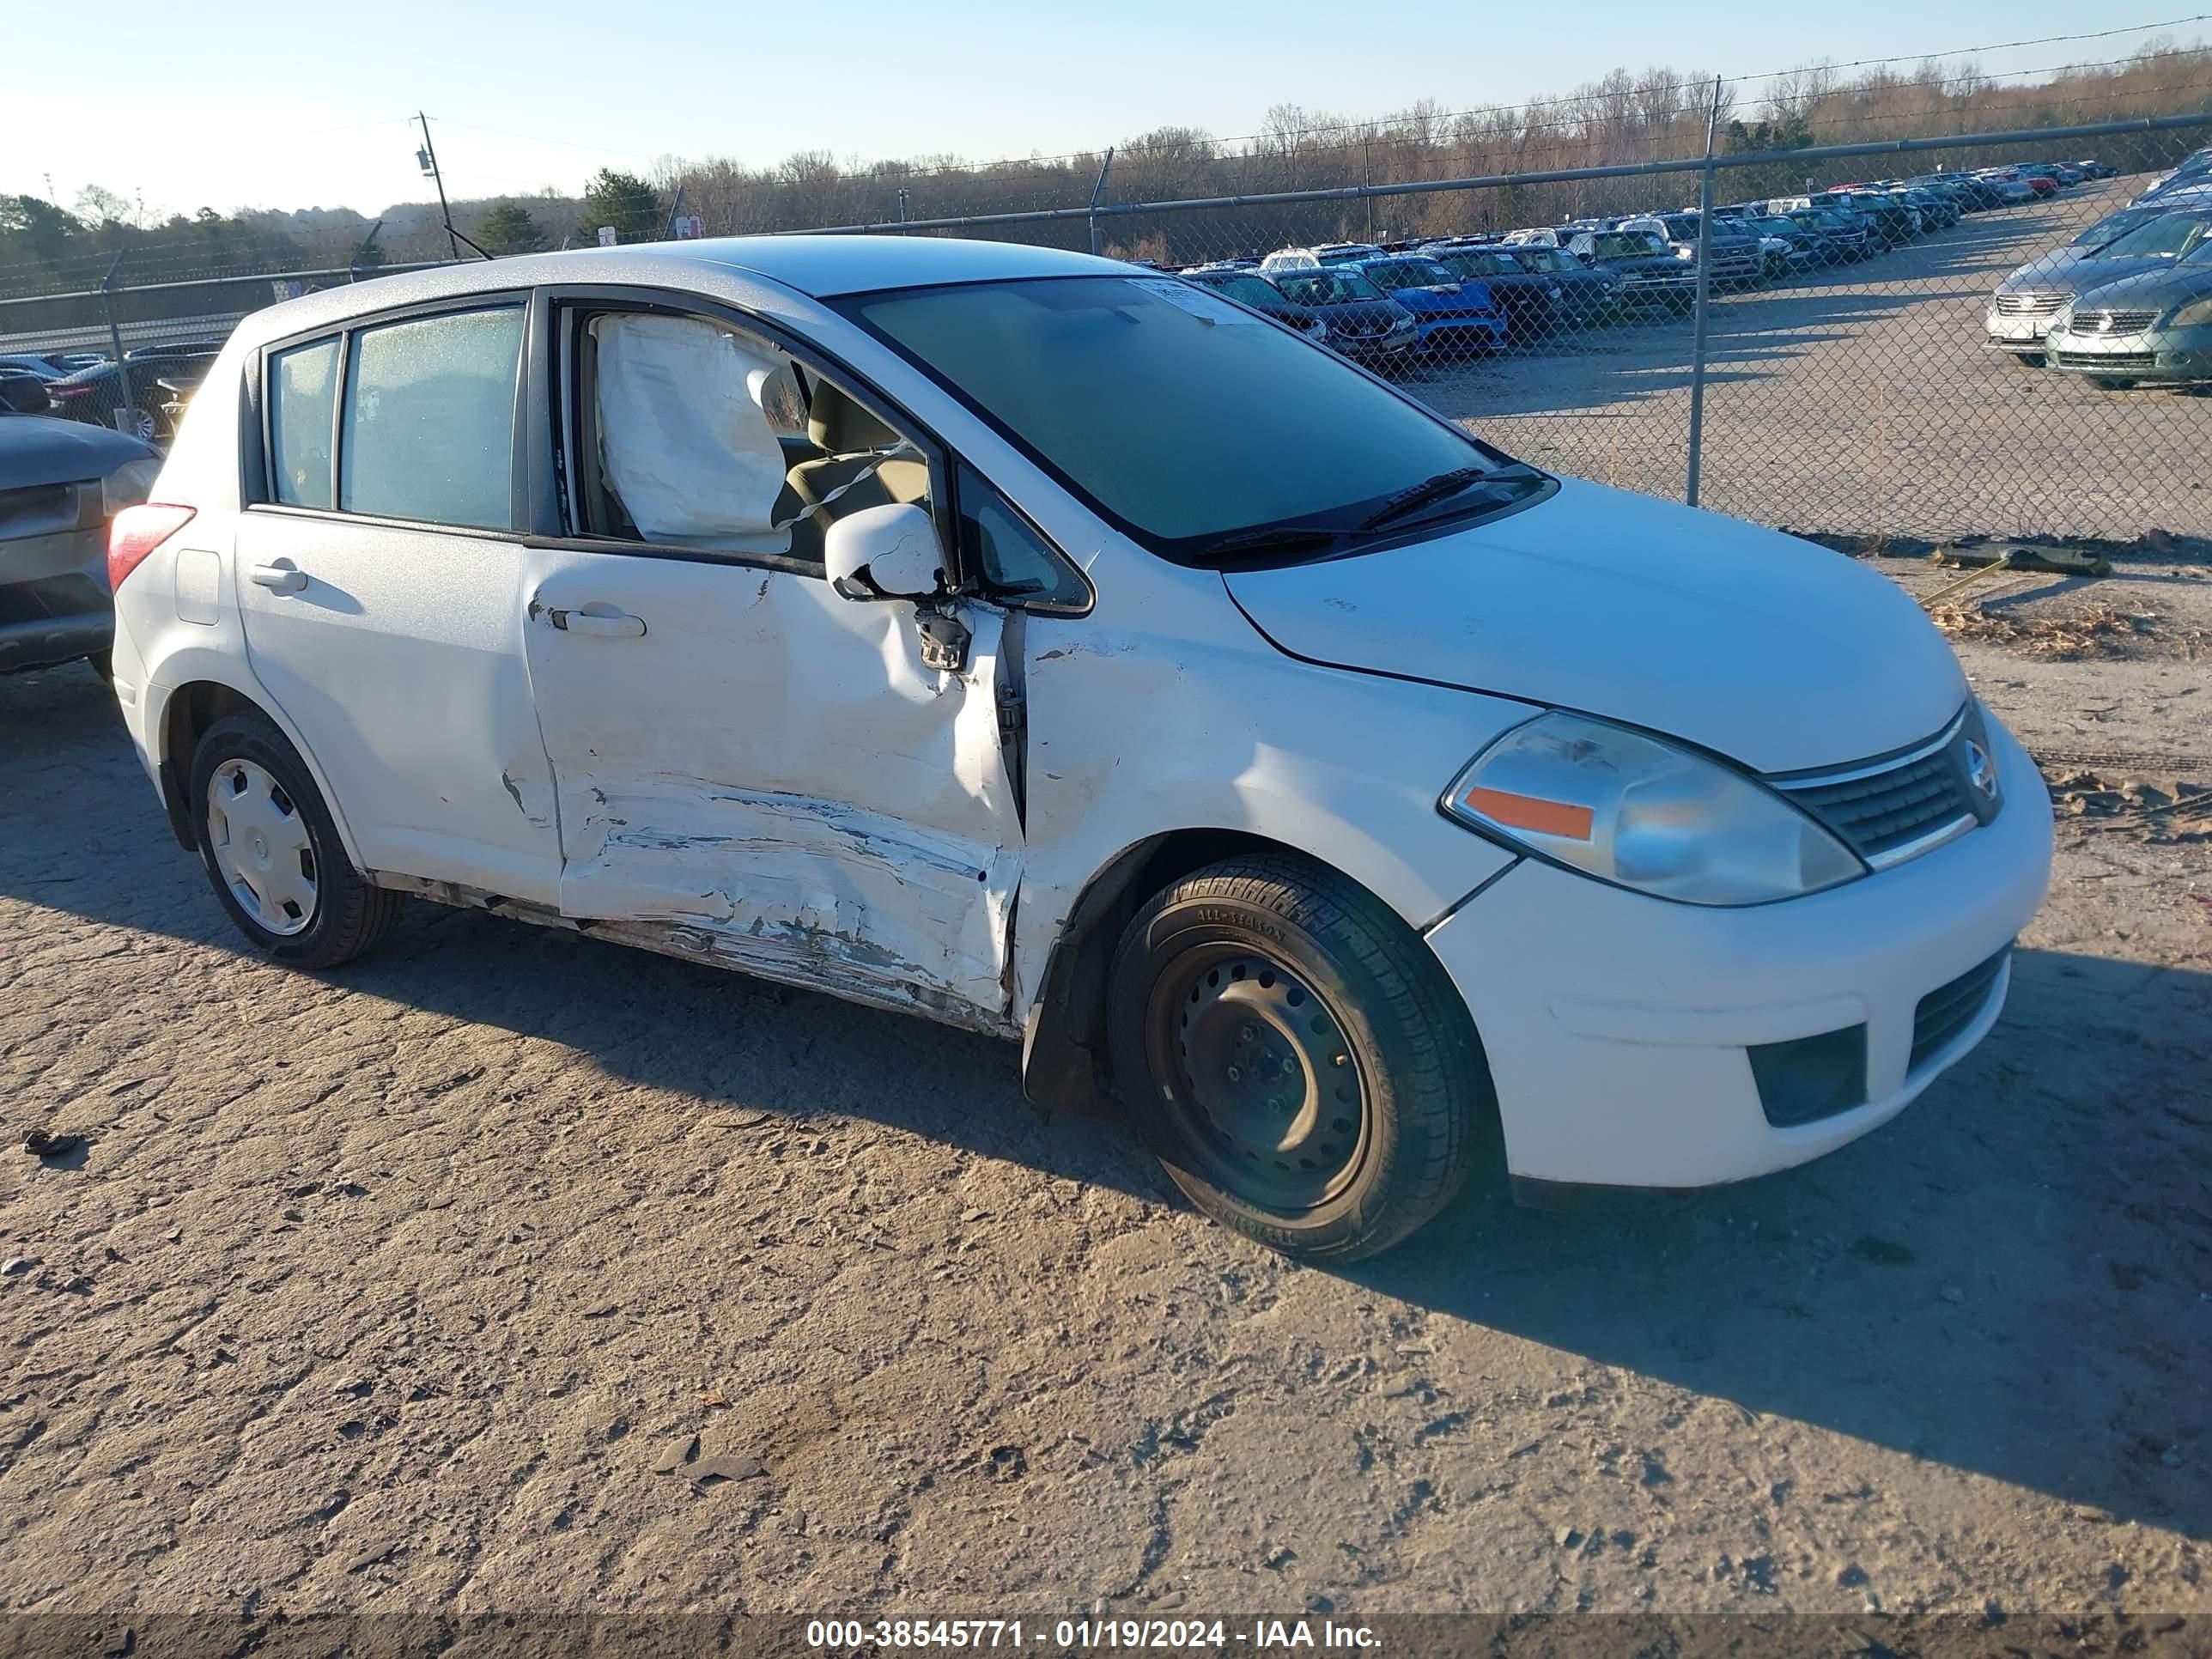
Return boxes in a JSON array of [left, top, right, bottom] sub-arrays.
[[102, 456, 161, 516], [1674, 246, 1696, 259], [1441, 712, 1865, 906], [2163, 295, 2212, 328]]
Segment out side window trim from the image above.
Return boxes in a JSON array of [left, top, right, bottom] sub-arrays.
[[535, 283, 961, 585]]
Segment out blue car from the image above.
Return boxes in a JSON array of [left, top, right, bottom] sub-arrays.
[[1350, 254, 1508, 356]]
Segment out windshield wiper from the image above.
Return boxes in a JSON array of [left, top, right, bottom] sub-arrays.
[[1357, 463, 1545, 532], [1187, 525, 1349, 563]]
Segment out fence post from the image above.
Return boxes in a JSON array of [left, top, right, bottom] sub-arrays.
[[1684, 75, 1723, 508], [99, 250, 131, 434], [1088, 148, 1115, 257]]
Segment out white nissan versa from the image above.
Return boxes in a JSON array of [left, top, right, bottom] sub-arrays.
[[106, 238, 2051, 1259]]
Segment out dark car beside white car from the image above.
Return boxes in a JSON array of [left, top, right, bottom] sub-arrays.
[[0, 416, 161, 674]]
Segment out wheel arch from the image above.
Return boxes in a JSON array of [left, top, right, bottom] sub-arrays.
[[1020, 828, 1468, 1118], [155, 675, 367, 868]]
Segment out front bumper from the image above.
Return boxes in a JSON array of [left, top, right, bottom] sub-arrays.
[[1423, 718, 2052, 1189], [1985, 309, 2064, 346], [2045, 321, 2212, 382], [1334, 329, 1417, 362], [1413, 315, 1507, 350], [0, 522, 112, 672]]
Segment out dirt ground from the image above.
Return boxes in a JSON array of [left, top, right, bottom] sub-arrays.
[[1, 551, 2207, 1627]]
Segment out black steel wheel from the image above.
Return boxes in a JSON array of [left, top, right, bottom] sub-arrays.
[[1107, 853, 1497, 1260]]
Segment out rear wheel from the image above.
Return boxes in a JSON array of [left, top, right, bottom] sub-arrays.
[[1107, 854, 1495, 1261], [189, 709, 404, 969]]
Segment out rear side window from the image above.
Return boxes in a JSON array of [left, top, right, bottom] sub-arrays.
[[269, 338, 338, 508], [339, 307, 525, 529]]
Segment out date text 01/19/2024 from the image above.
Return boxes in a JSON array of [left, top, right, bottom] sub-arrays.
[[804, 1619, 1383, 1651]]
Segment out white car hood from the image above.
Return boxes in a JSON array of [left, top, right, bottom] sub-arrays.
[[1223, 477, 1968, 775]]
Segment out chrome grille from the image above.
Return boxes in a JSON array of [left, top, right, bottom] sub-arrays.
[[1995, 292, 2067, 315], [1771, 713, 1983, 867], [2073, 309, 2159, 335]]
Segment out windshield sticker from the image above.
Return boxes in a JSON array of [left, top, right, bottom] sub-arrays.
[[1132, 278, 1262, 324]]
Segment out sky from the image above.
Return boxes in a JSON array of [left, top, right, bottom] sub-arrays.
[[9, 0, 2203, 221]]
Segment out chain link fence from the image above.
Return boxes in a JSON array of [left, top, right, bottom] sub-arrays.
[[7, 106, 2209, 544], [789, 110, 2212, 547]]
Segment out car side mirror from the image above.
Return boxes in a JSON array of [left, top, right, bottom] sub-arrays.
[[823, 502, 945, 601]]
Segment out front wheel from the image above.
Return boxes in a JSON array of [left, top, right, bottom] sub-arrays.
[[190, 708, 404, 969], [1107, 854, 1496, 1261]]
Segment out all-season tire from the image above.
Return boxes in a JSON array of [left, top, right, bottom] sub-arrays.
[[1106, 853, 1497, 1261], [189, 709, 404, 969]]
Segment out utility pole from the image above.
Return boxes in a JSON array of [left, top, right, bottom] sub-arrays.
[[897, 186, 910, 233], [1684, 75, 1724, 508], [417, 112, 460, 260], [1087, 149, 1115, 257]]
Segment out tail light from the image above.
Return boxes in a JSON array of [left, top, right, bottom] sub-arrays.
[[107, 503, 196, 592]]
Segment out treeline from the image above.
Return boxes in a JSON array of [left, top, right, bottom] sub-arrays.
[[3, 41, 2207, 302]]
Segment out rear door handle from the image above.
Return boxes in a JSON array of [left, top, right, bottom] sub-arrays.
[[249, 562, 307, 594], [544, 606, 646, 638]]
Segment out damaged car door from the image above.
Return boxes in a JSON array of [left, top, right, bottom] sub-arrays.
[[518, 300, 1022, 1032]]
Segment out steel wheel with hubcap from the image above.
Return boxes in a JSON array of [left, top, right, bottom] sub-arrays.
[[1109, 852, 1497, 1261], [189, 708, 404, 969], [206, 759, 319, 935]]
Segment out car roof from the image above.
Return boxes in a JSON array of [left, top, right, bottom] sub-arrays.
[[222, 236, 1133, 349]]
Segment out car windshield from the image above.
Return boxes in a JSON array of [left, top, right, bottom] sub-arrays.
[[1272, 269, 1384, 303], [1753, 219, 1799, 236], [2072, 207, 2162, 247], [2099, 214, 2212, 259], [1442, 252, 1517, 277], [1203, 275, 1283, 308], [1590, 233, 1665, 258], [1366, 259, 1456, 289], [1657, 216, 1699, 240], [837, 276, 1522, 562]]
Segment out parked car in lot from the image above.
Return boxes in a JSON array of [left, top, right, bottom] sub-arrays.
[[2045, 259, 2212, 388], [1423, 244, 1577, 336], [46, 343, 224, 441], [2, 415, 159, 674], [1347, 253, 1508, 355], [1986, 208, 2212, 362], [1255, 265, 1419, 367], [104, 236, 2051, 1259], [1779, 207, 1873, 263], [1500, 244, 1620, 324], [1566, 228, 1697, 311], [1180, 266, 1331, 343], [1741, 215, 1841, 274], [0, 354, 68, 380], [0, 369, 55, 416], [1628, 214, 1765, 289]]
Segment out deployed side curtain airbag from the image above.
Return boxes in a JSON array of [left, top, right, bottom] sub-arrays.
[[592, 313, 792, 550]]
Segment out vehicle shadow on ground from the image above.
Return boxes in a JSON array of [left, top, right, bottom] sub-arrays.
[[4, 664, 2203, 1539]]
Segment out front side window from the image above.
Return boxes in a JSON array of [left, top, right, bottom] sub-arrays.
[[839, 276, 1531, 563], [340, 307, 525, 529], [269, 337, 338, 508], [572, 308, 929, 567]]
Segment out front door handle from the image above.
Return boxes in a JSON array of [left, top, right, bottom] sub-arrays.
[[248, 562, 307, 594], [544, 606, 646, 638]]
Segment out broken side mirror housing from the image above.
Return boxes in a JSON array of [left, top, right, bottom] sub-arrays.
[[824, 502, 945, 600]]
